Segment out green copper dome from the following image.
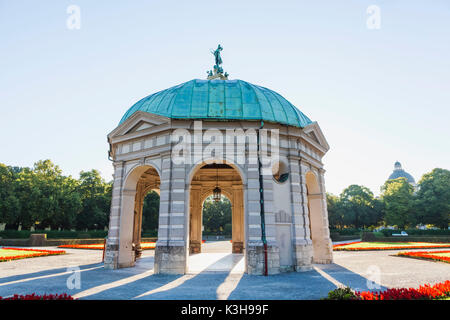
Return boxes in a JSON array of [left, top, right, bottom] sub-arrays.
[[119, 79, 312, 128]]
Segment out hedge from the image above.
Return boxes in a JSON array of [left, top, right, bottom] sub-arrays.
[[330, 228, 365, 236], [380, 229, 450, 237], [0, 230, 165, 240], [0, 230, 108, 239], [364, 236, 450, 243]]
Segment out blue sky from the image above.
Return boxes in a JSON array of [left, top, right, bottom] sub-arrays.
[[1, 0, 449, 196]]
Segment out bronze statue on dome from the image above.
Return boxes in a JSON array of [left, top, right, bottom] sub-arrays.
[[207, 44, 229, 80]]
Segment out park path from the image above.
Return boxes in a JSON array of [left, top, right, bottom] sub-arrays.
[[0, 241, 449, 299]]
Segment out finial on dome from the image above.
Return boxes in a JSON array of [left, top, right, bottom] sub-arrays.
[[394, 161, 402, 170], [207, 44, 229, 80]]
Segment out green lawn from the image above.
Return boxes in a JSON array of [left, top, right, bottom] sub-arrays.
[[0, 248, 44, 258], [0, 248, 65, 262]]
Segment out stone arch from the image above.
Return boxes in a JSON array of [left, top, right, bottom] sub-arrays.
[[187, 157, 247, 187], [305, 170, 332, 263], [117, 164, 160, 268], [200, 188, 233, 205], [188, 159, 245, 256]]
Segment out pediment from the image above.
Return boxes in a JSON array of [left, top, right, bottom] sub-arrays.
[[108, 111, 171, 141], [129, 121, 154, 133], [306, 131, 320, 144], [302, 121, 330, 152]]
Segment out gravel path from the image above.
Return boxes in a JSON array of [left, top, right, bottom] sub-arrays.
[[0, 242, 448, 299]]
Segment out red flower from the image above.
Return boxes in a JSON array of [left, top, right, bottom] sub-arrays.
[[0, 293, 74, 300], [355, 280, 450, 300]]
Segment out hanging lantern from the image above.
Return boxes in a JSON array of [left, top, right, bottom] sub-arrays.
[[212, 164, 221, 202], [213, 186, 222, 202]]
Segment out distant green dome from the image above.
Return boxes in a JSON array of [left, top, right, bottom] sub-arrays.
[[119, 79, 313, 128]]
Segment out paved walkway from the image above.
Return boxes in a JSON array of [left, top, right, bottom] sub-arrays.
[[0, 241, 449, 299]]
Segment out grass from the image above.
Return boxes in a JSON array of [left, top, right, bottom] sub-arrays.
[[333, 241, 450, 251]]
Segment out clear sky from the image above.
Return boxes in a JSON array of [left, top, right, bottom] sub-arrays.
[[1, 1, 449, 196]]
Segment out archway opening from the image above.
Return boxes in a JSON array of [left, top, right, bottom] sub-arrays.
[[117, 165, 160, 267], [305, 171, 329, 263], [188, 162, 245, 273], [141, 190, 160, 238], [201, 194, 232, 253]]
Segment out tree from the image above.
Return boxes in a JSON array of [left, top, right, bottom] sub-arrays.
[[142, 190, 160, 234], [13, 166, 43, 230], [0, 164, 21, 228], [30, 160, 83, 230], [202, 196, 232, 234], [381, 178, 415, 229], [415, 168, 450, 229], [76, 170, 111, 230], [338, 185, 379, 229], [1, 160, 113, 231], [327, 193, 343, 229]]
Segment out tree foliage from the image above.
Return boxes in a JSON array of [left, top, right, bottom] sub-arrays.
[[0, 160, 111, 231], [142, 190, 160, 233], [202, 196, 232, 235], [415, 168, 450, 229], [381, 178, 415, 229], [75, 170, 112, 230], [328, 185, 383, 229], [1, 159, 448, 232]]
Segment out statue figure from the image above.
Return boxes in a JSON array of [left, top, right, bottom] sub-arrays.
[[211, 44, 223, 67], [206, 45, 229, 80]]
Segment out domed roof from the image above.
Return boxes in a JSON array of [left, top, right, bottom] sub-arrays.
[[388, 162, 415, 184], [119, 79, 312, 128]]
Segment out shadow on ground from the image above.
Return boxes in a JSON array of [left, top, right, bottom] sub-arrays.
[[0, 256, 386, 300]]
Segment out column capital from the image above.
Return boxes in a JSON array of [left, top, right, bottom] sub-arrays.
[[113, 160, 125, 168]]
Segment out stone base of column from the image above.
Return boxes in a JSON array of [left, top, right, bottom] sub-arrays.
[[232, 241, 244, 254], [104, 242, 119, 270], [312, 237, 333, 264], [189, 240, 201, 254], [154, 242, 187, 274], [134, 243, 143, 260], [294, 242, 313, 272], [246, 241, 280, 275]]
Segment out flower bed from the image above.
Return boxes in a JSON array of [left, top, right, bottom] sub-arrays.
[[356, 280, 450, 300], [58, 242, 156, 250], [0, 293, 74, 300], [325, 280, 450, 300], [0, 247, 66, 262], [333, 241, 450, 251], [397, 250, 450, 263]]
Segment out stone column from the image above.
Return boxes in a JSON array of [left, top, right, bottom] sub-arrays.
[[189, 185, 202, 253], [245, 162, 264, 274], [154, 156, 188, 274], [315, 169, 333, 263], [290, 157, 313, 271], [262, 174, 280, 274], [132, 181, 145, 259], [245, 161, 281, 275], [231, 184, 244, 253], [104, 161, 124, 269]]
